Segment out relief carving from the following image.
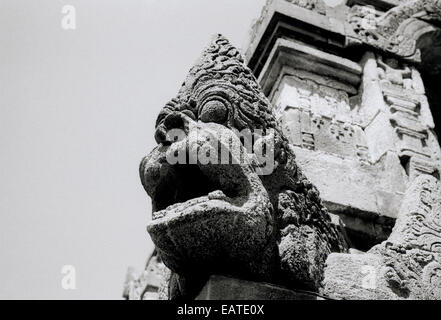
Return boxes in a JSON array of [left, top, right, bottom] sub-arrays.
[[285, 0, 326, 15], [348, 5, 381, 42], [275, 72, 368, 161]]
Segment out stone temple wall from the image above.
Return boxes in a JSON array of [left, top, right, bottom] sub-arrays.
[[124, 0, 441, 300], [246, 0, 441, 250]]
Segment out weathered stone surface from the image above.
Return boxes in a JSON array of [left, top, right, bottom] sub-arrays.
[[323, 175, 441, 300], [137, 35, 347, 299], [196, 275, 325, 300]]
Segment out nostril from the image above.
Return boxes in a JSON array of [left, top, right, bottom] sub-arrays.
[[164, 112, 185, 131], [154, 124, 168, 145]]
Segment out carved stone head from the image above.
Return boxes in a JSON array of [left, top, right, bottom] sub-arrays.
[[140, 35, 346, 299]]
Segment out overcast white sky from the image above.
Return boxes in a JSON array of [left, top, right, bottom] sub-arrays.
[[0, 0, 266, 299]]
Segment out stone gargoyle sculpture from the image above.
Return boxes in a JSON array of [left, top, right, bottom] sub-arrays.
[[138, 35, 347, 299]]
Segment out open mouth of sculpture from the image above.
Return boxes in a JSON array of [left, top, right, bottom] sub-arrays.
[[143, 139, 274, 276], [150, 162, 247, 220]]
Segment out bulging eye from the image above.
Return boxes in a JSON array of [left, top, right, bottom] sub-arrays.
[[199, 99, 228, 123]]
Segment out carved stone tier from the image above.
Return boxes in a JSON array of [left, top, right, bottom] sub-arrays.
[[346, 0, 441, 63]]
